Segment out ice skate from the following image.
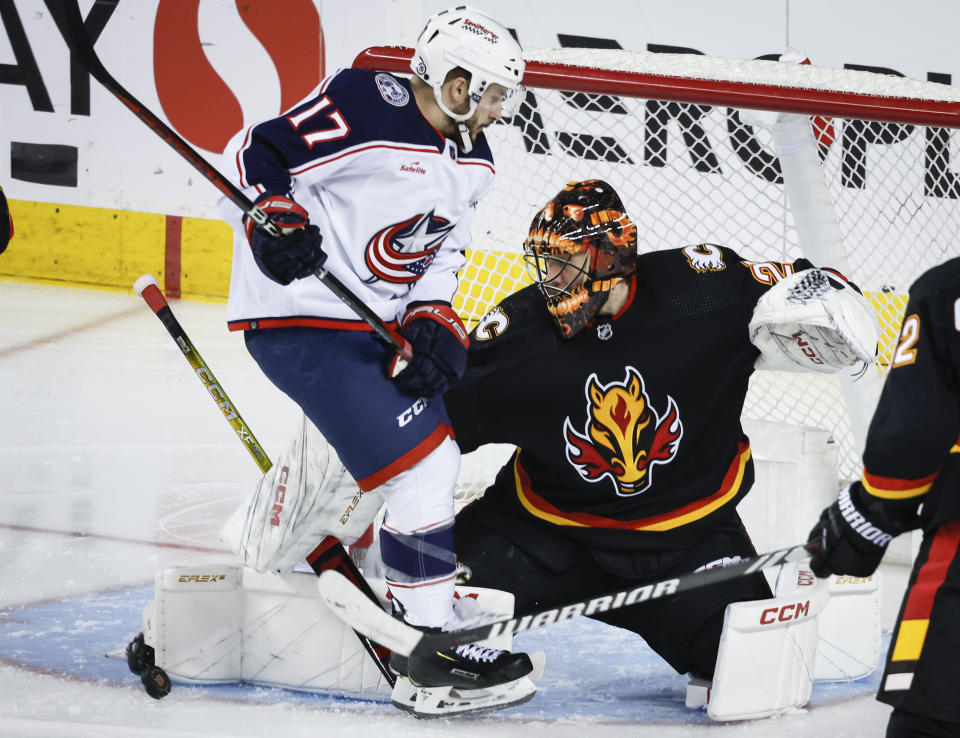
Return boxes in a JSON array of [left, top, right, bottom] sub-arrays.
[[390, 640, 539, 718]]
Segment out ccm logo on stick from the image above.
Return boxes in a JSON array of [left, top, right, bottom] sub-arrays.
[[270, 466, 290, 526], [760, 600, 810, 624], [195, 366, 239, 419]]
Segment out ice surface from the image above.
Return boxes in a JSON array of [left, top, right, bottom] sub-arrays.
[[0, 282, 892, 736]]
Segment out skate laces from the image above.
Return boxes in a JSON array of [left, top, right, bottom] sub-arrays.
[[454, 643, 504, 664]]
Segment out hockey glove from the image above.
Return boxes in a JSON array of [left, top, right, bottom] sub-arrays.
[[244, 193, 326, 286], [807, 484, 894, 578], [390, 302, 469, 398]]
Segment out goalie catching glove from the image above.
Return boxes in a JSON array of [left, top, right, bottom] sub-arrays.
[[749, 268, 879, 373], [807, 485, 895, 578], [244, 193, 326, 285], [389, 302, 469, 398]]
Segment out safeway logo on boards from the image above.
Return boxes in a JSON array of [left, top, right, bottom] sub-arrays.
[[153, 0, 324, 153]]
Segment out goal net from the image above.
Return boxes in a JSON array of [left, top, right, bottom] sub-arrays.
[[353, 46, 960, 487]]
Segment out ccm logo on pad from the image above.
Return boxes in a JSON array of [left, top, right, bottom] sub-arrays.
[[760, 600, 810, 625], [270, 465, 290, 527]]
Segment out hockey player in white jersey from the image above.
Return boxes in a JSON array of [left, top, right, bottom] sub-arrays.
[[219, 5, 533, 717]]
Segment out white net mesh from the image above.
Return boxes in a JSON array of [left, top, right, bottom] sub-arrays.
[[438, 55, 960, 485]]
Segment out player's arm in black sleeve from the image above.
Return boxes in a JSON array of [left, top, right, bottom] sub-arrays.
[[444, 336, 502, 454], [444, 290, 544, 453], [853, 268, 960, 531], [809, 264, 960, 578]]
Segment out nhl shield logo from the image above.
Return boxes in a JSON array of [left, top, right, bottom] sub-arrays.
[[564, 366, 683, 497]]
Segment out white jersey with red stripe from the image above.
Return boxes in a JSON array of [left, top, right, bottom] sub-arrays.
[[220, 68, 495, 332]]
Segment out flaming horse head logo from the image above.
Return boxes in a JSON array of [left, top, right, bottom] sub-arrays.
[[564, 366, 683, 497]]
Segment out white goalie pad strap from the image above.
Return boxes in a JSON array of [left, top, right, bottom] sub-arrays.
[[221, 414, 383, 572], [814, 572, 882, 681], [705, 566, 829, 721], [144, 566, 516, 695], [749, 268, 879, 374]]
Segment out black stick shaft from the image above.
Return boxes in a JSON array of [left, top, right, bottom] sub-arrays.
[[413, 541, 815, 657]]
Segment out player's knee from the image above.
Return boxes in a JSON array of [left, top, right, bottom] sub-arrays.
[[378, 437, 459, 531]]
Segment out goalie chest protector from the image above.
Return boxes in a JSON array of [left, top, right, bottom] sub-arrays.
[[446, 245, 810, 551]]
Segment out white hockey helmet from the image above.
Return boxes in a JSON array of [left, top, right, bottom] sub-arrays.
[[410, 5, 524, 125]]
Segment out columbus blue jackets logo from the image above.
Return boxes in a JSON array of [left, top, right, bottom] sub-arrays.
[[364, 210, 455, 284], [564, 366, 683, 497]]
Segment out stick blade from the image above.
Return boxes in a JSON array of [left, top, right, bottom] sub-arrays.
[[317, 570, 422, 657]]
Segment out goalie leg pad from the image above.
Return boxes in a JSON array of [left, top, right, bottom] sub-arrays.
[[144, 565, 391, 694], [702, 566, 830, 721], [815, 571, 882, 681], [221, 413, 383, 573]]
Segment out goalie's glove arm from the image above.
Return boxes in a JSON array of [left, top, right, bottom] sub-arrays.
[[748, 266, 879, 373]]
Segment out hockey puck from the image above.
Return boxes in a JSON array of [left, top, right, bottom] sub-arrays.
[[125, 632, 155, 676], [141, 666, 172, 699]]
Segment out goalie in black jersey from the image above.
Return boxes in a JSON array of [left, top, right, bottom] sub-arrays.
[[445, 180, 879, 690], [807, 257, 960, 738]]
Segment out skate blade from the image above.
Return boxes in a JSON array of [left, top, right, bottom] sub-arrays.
[[399, 675, 538, 719]]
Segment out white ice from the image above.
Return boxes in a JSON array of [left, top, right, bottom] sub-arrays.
[[0, 281, 896, 737]]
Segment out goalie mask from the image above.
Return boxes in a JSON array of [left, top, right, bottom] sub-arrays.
[[524, 180, 638, 339]]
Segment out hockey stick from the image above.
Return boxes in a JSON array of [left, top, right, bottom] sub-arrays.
[[52, 0, 412, 362], [318, 541, 816, 659], [133, 274, 395, 687]]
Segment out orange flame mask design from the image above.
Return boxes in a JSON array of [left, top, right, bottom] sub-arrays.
[[564, 366, 683, 497]]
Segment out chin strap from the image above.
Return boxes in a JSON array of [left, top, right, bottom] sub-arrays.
[[433, 86, 475, 154], [455, 122, 474, 154]]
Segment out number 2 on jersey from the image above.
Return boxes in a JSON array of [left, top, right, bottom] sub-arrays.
[[891, 313, 920, 368]]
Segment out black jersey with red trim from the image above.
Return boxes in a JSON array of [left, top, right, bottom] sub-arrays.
[[446, 244, 812, 551], [851, 256, 960, 534]]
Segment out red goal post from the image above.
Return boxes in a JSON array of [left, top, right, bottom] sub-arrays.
[[353, 45, 960, 484]]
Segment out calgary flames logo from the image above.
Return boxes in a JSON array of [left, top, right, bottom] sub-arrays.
[[364, 210, 455, 284], [564, 367, 683, 497]]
